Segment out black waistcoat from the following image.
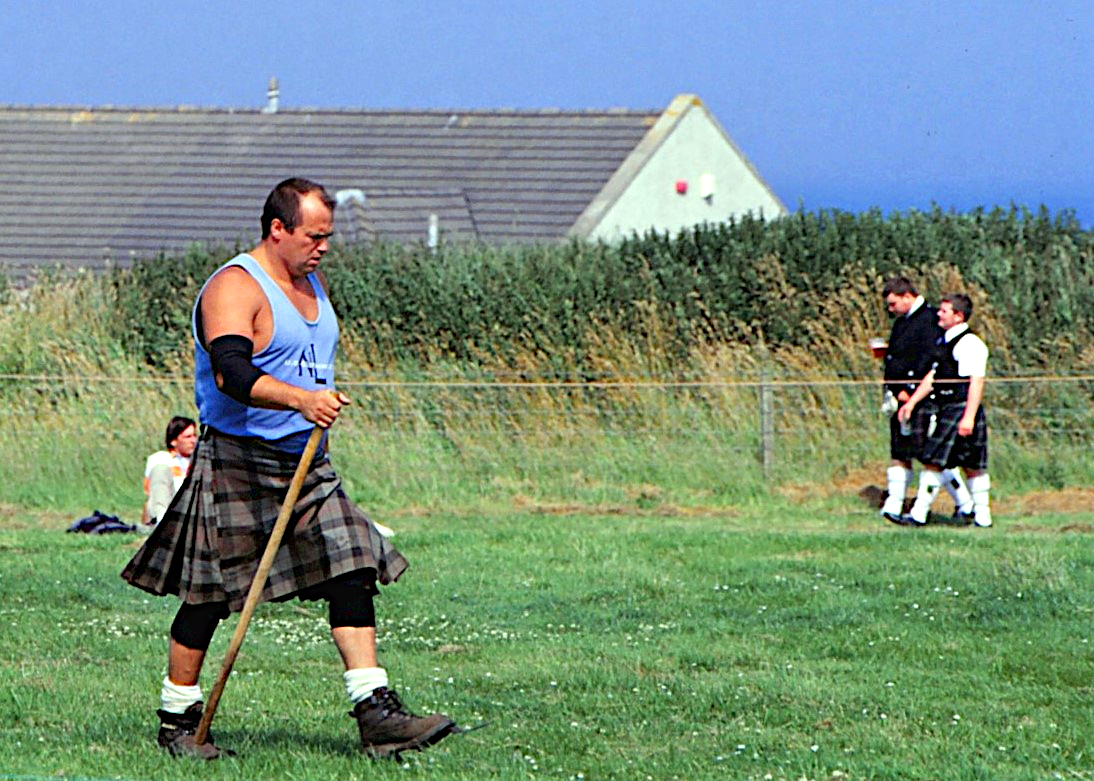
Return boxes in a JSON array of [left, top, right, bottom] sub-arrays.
[[930, 331, 971, 403], [885, 303, 942, 395]]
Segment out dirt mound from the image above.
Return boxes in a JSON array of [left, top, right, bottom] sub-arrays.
[[778, 466, 1093, 521], [778, 466, 961, 513], [1009, 487, 1094, 515]]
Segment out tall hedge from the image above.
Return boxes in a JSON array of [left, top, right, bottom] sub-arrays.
[[108, 205, 1094, 374]]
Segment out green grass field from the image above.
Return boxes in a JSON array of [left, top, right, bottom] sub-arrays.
[[4, 217, 1093, 779], [1, 498, 1090, 781]]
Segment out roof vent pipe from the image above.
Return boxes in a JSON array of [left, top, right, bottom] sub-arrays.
[[263, 77, 279, 114], [335, 189, 366, 208], [428, 214, 439, 253], [335, 189, 367, 242]]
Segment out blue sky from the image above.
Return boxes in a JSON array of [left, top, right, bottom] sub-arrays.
[[2, 1, 1090, 225]]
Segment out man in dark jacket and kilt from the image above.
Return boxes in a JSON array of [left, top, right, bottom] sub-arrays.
[[879, 277, 974, 524], [896, 292, 993, 527], [121, 178, 457, 759]]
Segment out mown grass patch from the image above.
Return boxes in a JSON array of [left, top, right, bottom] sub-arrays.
[[1, 503, 1090, 781]]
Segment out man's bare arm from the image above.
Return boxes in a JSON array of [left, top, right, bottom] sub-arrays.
[[200, 267, 350, 427], [958, 375, 984, 437]]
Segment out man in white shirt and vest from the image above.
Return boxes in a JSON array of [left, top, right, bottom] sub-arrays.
[[896, 292, 993, 527], [879, 277, 974, 524]]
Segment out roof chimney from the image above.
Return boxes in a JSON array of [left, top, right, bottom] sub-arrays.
[[262, 77, 279, 114]]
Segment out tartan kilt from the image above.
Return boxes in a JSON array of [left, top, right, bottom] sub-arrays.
[[120, 429, 408, 613], [914, 401, 988, 471]]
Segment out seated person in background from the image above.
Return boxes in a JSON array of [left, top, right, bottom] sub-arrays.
[[142, 413, 396, 536], [143, 416, 198, 525]]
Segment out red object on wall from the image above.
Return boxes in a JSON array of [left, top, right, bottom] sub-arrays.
[[675, 180, 688, 194]]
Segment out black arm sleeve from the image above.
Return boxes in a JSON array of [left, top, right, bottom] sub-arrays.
[[209, 334, 267, 405]]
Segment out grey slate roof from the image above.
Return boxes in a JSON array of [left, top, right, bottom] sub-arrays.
[[0, 105, 660, 276]]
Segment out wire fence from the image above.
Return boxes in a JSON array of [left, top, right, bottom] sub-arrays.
[[3, 373, 1091, 496]]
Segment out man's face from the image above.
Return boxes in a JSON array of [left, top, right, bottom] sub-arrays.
[[937, 301, 963, 330], [172, 424, 198, 458], [885, 292, 915, 316], [278, 192, 333, 277]]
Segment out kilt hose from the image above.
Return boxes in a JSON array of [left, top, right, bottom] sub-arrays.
[[121, 428, 408, 612], [912, 401, 988, 472]]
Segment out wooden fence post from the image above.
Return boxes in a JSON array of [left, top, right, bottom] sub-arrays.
[[760, 367, 774, 479]]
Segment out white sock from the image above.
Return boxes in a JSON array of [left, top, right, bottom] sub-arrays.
[[882, 466, 911, 515], [344, 667, 389, 705], [161, 677, 203, 714], [967, 473, 992, 525], [908, 470, 942, 524], [942, 468, 974, 513]]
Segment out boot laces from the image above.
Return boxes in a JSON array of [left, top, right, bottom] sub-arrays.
[[374, 688, 416, 721]]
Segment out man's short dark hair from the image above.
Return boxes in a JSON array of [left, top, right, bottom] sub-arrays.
[[165, 416, 196, 450], [261, 178, 336, 239], [942, 292, 973, 321], [882, 276, 918, 298]]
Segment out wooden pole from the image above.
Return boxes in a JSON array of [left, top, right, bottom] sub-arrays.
[[193, 424, 325, 745]]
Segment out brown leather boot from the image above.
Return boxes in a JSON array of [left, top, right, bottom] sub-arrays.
[[156, 702, 234, 759], [351, 687, 456, 759]]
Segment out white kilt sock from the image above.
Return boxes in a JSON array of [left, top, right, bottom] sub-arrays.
[[882, 466, 912, 515], [161, 677, 203, 714], [345, 667, 389, 704], [967, 473, 992, 526], [941, 468, 974, 513], [908, 469, 942, 524]]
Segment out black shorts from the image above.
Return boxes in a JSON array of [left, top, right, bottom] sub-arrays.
[[889, 413, 919, 462]]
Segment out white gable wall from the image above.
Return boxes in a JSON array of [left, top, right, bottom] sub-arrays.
[[585, 101, 785, 241]]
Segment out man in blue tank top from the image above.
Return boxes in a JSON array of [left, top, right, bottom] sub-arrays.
[[122, 179, 457, 760]]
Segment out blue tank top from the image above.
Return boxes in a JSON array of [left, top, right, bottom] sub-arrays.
[[193, 253, 339, 453]]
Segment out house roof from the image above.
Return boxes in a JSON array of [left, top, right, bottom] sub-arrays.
[[0, 102, 663, 276]]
